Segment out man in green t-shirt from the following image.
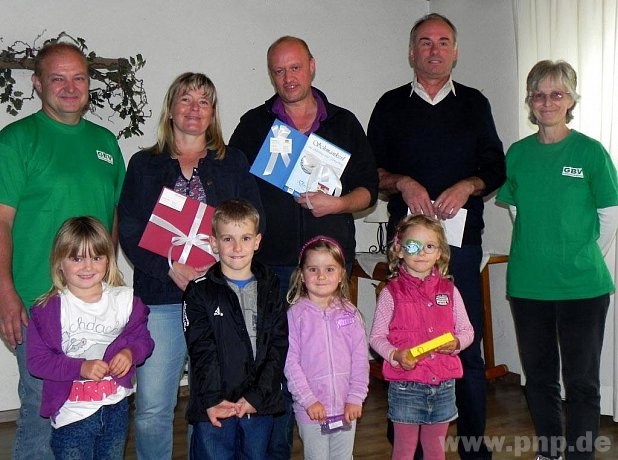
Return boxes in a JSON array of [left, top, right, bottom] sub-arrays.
[[0, 42, 125, 460]]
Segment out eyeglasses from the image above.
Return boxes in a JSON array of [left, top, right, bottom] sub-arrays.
[[402, 239, 438, 255], [529, 91, 570, 104]]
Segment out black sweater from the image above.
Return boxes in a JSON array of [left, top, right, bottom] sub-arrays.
[[368, 81, 506, 245]]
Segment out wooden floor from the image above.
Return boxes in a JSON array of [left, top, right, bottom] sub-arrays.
[[0, 373, 616, 459]]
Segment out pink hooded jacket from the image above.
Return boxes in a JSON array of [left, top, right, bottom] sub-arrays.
[[284, 297, 369, 424]]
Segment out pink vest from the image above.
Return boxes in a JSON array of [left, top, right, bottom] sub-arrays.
[[382, 267, 463, 384]]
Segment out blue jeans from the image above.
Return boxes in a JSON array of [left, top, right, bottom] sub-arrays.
[[134, 303, 188, 460], [388, 379, 457, 424], [13, 324, 53, 460], [190, 415, 273, 460], [50, 399, 129, 460], [511, 295, 609, 460], [450, 245, 491, 460]]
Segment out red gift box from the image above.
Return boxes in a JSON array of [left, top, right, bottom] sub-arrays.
[[138, 187, 217, 268]]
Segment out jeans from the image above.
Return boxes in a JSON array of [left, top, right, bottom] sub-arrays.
[[511, 295, 609, 460], [134, 303, 188, 460], [267, 377, 295, 460], [388, 379, 457, 424], [191, 415, 273, 460], [13, 324, 53, 460], [50, 399, 129, 460], [450, 245, 491, 460]]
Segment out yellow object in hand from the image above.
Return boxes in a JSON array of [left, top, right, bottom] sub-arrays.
[[408, 332, 456, 359]]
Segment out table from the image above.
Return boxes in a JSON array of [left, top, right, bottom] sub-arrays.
[[350, 253, 509, 381]]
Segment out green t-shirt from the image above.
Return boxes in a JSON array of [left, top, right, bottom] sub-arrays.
[[0, 111, 126, 310], [497, 130, 618, 300]]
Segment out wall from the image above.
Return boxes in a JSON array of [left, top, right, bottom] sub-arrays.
[[0, 0, 521, 412]]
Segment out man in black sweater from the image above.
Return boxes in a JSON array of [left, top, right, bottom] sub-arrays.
[[368, 13, 505, 460]]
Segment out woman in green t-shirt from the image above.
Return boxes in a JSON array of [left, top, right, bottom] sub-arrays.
[[497, 60, 618, 460]]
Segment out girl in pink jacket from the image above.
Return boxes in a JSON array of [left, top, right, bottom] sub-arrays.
[[370, 215, 474, 460], [284, 236, 369, 460]]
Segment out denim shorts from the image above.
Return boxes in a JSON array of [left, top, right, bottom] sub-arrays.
[[388, 379, 457, 424]]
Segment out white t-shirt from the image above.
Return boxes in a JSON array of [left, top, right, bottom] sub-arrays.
[[53, 284, 135, 428]]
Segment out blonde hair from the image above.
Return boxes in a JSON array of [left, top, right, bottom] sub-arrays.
[[154, 72, 226, 159], [211, 199, 260, 237], [36, 216, 124, 305], [286, 236, 349, 305], [387, 214, 451, 279]]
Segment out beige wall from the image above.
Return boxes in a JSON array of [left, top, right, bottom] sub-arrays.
[[0, 0, 520, 412]]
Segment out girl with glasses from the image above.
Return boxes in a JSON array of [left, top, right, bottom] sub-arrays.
[[369, 214, 474, 460]]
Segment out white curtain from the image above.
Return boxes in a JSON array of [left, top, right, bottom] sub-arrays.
[[513, 0, 618, 420]]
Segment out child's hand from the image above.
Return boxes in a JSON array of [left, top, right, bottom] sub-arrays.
[[437, 337, 460, 354], [206, 400, 238, 427], [392, 349, 418, 370], [343, 403, 362, 424], [80, 359, 109, 381], [235, 397, 256, 418], [306, 401, 326, 422], [108, 348, 133, 378]]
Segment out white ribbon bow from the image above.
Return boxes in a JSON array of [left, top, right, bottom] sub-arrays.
[[264, 124, 292, 175], [303, 154, 343, 209]]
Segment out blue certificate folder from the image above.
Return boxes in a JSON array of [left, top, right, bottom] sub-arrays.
[[250, 119, 351, 197], [250, 120, 306, 195]]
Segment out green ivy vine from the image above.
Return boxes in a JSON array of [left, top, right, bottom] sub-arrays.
[[0, 31, 149, 138]]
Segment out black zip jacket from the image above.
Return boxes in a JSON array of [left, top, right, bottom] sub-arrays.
[[182, 261, 288, 421]]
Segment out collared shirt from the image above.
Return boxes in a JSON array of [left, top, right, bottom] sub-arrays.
[[409, 75, 457, 105], [271, 87, 327, 134]]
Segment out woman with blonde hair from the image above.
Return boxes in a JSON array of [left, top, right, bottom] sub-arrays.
[[118, 72, 264, 459]]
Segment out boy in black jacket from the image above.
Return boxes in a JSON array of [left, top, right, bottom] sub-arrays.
[[182, 199, 288, 460]]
